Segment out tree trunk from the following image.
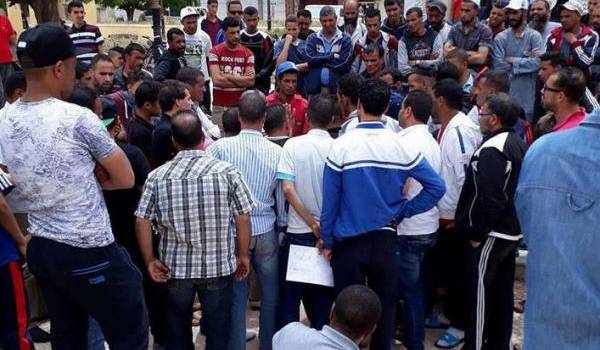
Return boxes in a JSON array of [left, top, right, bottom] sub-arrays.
[[20, 0, 61, 25], [124, 5, 135, 21]]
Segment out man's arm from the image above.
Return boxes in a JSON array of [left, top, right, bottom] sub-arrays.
[[257, 35, 276, 80], [227, 66, 255, 88], [208, 64, 239, 88], [305, 36, 336, 68], [320, 161, 342, 251], [403, 156, 446, 218], [491, 34, 511, 72], [511, 32, 544, 75], [397, 39, 412, 76], [418, 33, 443, 68], [570, 32, 598, 70], [282, 181, 320, 237], [153, 59, 171, 82], [234, 213, 251, 280], [96, 149, 135, 190], [467, 28, 493, 65], [328, 37, 353, 72]]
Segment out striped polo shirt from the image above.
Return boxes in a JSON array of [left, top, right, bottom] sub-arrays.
[[66, 22, 104, 64]]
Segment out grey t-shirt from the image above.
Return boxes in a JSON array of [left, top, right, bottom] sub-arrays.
[[273, 323, 359, 350], [0, 98, 117, 248]]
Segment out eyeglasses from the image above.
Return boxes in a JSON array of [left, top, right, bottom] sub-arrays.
[[230, 11, 243, 15], [479, 112, 494, 117], [542, 85, 563, 93]]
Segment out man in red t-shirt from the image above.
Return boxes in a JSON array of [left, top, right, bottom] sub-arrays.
[[0, 13, 15, 107], [266, 62, 309, 136], [208, 17, 255, 129]]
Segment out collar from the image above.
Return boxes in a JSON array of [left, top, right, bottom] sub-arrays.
[[398, 123, 429, 136], [383, 18, 403, 30], [320, 326, 359, 350], [463, 73, 474, 92], [318, 28, 343, 42], [72, 21, 87, 30], [134, 113, 154, 127], [307, 128, 331, 137], [457, 20, 482, 34], [510, 25, 531, 38], [554, 107, 586, 130], [446, 111, 469, 130], [173, 149, 206, 159], [356, 121, 385, 129], [581, 108, 600, 127], [483, 126, 513, 141], [240, 129, 264, 137], [267, 135, 289, 141]]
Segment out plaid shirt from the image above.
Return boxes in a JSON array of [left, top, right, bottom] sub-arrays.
[[135, 150, 255, 279]]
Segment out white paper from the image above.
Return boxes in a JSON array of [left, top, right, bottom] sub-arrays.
[[285, 244, 334, 287]]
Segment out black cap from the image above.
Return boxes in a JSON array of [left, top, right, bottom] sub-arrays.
[[17, 24, 76, 69]]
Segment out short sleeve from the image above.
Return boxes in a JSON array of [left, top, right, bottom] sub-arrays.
[[208, 47, 219, 65], [73, 110, 117, 160], [135, 177, 157, 220], [276, 146, 295, 181], [246, 51, 255, 66], [273, 40, 283, 60], [95, 27, 104, 45], [228, 168, 255, 215], [479, 26, 493, 49]]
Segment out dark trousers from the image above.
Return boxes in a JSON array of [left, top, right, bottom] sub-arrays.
[[164, 275, 233, 350], [277, 232, 334, 331], [26, 237, 148, 350], [397, 233, 437, 350], [0, 261, 32, 350], [202, 80, 211, 113], [331, 230, 400, 350], [464, 237, 518, 350], [426, 226, 469, 330]]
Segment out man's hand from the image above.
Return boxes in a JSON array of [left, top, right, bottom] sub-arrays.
[[147, 259, 170, 283], [564, 32, 578, 45], [408, 60, 417, 66], [505, 57, 514, 64], [285, 103, 297, 136], [17, 235, 29, 258], [310, 222, 321, 240], [470, 240, 481, 249], [235, 254, 250, 281], [321, 248, 333, 261], [431, 52, 439, 59], [284, 34, 294, 45]]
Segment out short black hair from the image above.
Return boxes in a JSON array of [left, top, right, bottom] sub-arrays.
[[285, 15, 298, 24], [384, 0, 402, 7], [222, 16, 241, 31], [176, 66, 204, 86], [109, 46, 124, 55], [126, 70, 146, 87], [485, 93, 520, 127], [358, 79, 390, 116], [4, 71, 26, 99], [433, 78, 463, 111], [67, 84, 99, 112], [435, 62, 460, 82], [76, 61, 91, 79], [264, 105, 287, 134], [223, 107, 241, 135], [446, 48, 469, 63], [172, 110, 204, 148], [167, 28, 185, 42], [158, 81, 187, 112], [243, 6, 258, 16], [297, 9, 312, 19], [403, 90, 433, 124], [125, 42, 146, 56], [480, 70, 510, 93], [207, 0, 218, 5], [135, 80, 161, 108], [67, 1, 84, 13], [552, 67, 587, 104], [227, 0, 242, 12], [338, 72, 364, 104], [380, 68, 402, 83], [409, 66, 435, 80], [308, 94, 334, 128], [333, 285, 382, 340], [363, 43, 384, 58], [365, 8, 381, 20], [406, 7, 423, 17], [238, 90, 266, 123], [540, 51, 567, 67], [91, 53, 113, 69]]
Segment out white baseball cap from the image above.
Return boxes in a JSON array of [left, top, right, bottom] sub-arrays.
[[560, 0, 586, 16], [505, 0, 529, 10], [463, 0, 481, 8], [180, 6, 199, 21]]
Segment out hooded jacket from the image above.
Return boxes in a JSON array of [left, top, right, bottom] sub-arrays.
[[304, 30, 353, 95]]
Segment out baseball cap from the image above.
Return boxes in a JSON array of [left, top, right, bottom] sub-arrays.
[[180, 6, 199, 21], [276, 61, 298, 78], [560, 0, 586, 16], [505, 0, 529, 10], [427, 0, 447, 13], [17, 24, 76, 69]]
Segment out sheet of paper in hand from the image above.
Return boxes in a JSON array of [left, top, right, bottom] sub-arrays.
[[285, 244, 334, 287]]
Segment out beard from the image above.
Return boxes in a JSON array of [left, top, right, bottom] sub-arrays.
[[530, 14, 548, 31], [508, 15, 524, 28]]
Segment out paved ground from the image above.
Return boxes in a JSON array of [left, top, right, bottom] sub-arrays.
[[32, 279, 525, 350]]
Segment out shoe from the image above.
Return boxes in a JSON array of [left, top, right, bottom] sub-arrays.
[[435, 327, 465, 349], [29, 326, 51, 343], [425, 313, 450, 329], [246, 329, 257, 342]]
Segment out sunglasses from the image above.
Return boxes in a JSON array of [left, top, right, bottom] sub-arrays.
[[230, 11, 243, 15], [542, 84, 563, 93]]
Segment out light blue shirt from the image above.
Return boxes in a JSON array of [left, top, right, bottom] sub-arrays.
[[492, 27, 545, 122], [515, 110, 600, 350], [208, 129, 286, 235], [273, 323, 359, 350]]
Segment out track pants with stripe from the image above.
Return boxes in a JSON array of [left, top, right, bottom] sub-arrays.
[[464, 237, 518, 350], [0, 261, 32, 350]]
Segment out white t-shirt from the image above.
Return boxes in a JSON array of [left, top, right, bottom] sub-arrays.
[[339, 110, 401, 136], [396, 124, 442, 236], [184, 29, 212, 80], [275, 129, 333, 234]]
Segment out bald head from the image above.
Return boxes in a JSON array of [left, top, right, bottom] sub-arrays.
[[344, 0, 359, 10], [343, 0, 359, 25], [239, 90, 267, 124], [171, 110, 204, 149]]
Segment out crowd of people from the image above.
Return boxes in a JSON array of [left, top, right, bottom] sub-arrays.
[[0, 0, 599, 350]]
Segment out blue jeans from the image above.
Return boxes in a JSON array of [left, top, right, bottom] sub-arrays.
[[277, 232, 334, 330], [26, 237, 149, 350], [229, 230, 279, 350], [397, 233, 438, 350], [87, 317, 105, 350], [164, 275, 233, 350]]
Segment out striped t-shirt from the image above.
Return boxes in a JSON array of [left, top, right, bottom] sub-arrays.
[[66, 23, 104, 64]]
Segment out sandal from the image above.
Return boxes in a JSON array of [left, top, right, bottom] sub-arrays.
[[435, 328, 464, 349]]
